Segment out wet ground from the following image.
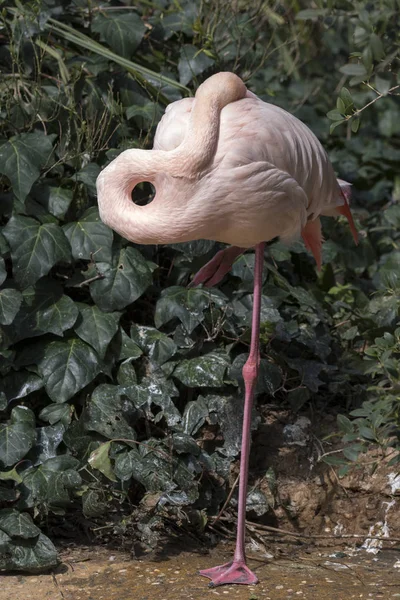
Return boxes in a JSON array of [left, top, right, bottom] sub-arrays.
[[1, 543, 399, 600]]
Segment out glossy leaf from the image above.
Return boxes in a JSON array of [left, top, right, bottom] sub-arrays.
[[0, 132, 55, 201], [0, 406, 36, 467], [174, 352, 229, 387], [3, 216, 71, 289], [7, 280, 79, 342], [75, 304, 120, 357], [92, 11, 145, 58], [36, 338, 100, 402], [63, 207, 113, 263], [178, 45, 214, 85], [0, 288, 23, 325], [90, 247, 153, 311]]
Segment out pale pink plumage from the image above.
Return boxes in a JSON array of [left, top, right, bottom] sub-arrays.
[[96, 72, 358, 588], [97, 72, 357, 263]]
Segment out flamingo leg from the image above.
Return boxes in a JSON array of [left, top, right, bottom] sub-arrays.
[[189, 246, 245, 288], [199, 242, 265, 587]]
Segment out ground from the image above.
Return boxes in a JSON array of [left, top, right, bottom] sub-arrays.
[[1, 543, 400, 600]]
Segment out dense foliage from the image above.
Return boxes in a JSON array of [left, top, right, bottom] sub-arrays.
[[0, 0, 399, 571]]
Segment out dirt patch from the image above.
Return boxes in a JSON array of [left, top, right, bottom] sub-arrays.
[[251, 409, 400, 543]]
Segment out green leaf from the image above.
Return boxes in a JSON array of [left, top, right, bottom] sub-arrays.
[[155, 286, 227, 333], [88, 441, 117, 481], [0, 288, 23, 325], [90, 247, 153, 311], [124, 375, 181, 426], [36, 338, 100, 403], [33, 184, 73, 220], [72, 163, 101, 195], [0, 406, 36, 468], [337, 414, 353, 434], [92, 11, 145, 58], [0, 257, 6, 286], [327, 109, 345, 121], [0, 531, 58, 572], [359, 426, 376, 441], [39, 403, 71, 426], [330, 119, 347, 133], [339, 63, 367, 77], [336, 97, 346, 113], [0, 370, 43, 404], [0, 509, 41, 539], [3, 216, 71, 289], [7, 280, 79, 342], [339, 87, 354, 110], [374, 76, 391, 96], [178, 45, 215, 86], [130, 324, 177, 365], [75, 304, 120, 358], [63, 207, 113, 263], [174, 352, 229, 387], [369, 33, 384, 61], [351, 117, 360, 133], [85, 384, 137, 440], [0, 132, 55, 202], [322, 455, 347, 466], [182, 397, 209, 435]]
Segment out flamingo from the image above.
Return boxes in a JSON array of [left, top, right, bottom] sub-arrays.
[[96, 72, 358, 587]]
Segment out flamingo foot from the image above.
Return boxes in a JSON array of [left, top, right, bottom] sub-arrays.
[[199, 560, 259, 587]]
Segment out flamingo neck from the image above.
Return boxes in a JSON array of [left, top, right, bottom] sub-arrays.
[[97, 72, 247, 245]]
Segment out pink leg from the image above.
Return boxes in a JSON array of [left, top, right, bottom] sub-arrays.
[[199, 242, 265, 587], [189, 246, 245, 288]]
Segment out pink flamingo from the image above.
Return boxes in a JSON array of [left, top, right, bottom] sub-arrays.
[[97, 72, 358, 587]]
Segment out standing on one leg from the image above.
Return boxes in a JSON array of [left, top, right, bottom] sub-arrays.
[[199, 242, 265, 587]]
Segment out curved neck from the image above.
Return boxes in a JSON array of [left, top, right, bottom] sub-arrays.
[[97, 72, 247, 245]]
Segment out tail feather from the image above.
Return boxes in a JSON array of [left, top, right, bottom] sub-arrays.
[[337, 179, 358, 244]]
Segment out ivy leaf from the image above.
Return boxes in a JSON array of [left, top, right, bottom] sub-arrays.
[[92, 12, 145, 58], [0, 531, 58, 572], [0, 509, 41, 539], [63, 207, 113, 263], [182, 396, 209, 435], [7, 280, 79, 342], [0, 288, 23, 325], [178, 45, 215, 86], [174, 352, 230, 387], [0, 406, 36, 468], [0, 257, 6, 286], [75, 304, 121, 358], [90, 247, 153, 311], [0, 370, 43, 404], [3, 215, 71, 289], [124, 375, 181, 426], [39, 404, 71, 426], [84, 384, 138, 440], [155, 286, 227, 333], [88, 441, 117, 482], [33, 184, 73, 220], [36, 338, 100, 403], [130, 324, 177, 365], [0, 132, 55, 202]]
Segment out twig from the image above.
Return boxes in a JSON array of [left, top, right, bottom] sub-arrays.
[[72, 273, 105, 288], [242, 519, 400, 543], [211, 473, 240, 526], [353, 84, 400, 117]]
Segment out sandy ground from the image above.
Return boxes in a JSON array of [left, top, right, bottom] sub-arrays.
[[1, 543, 400, 600]]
